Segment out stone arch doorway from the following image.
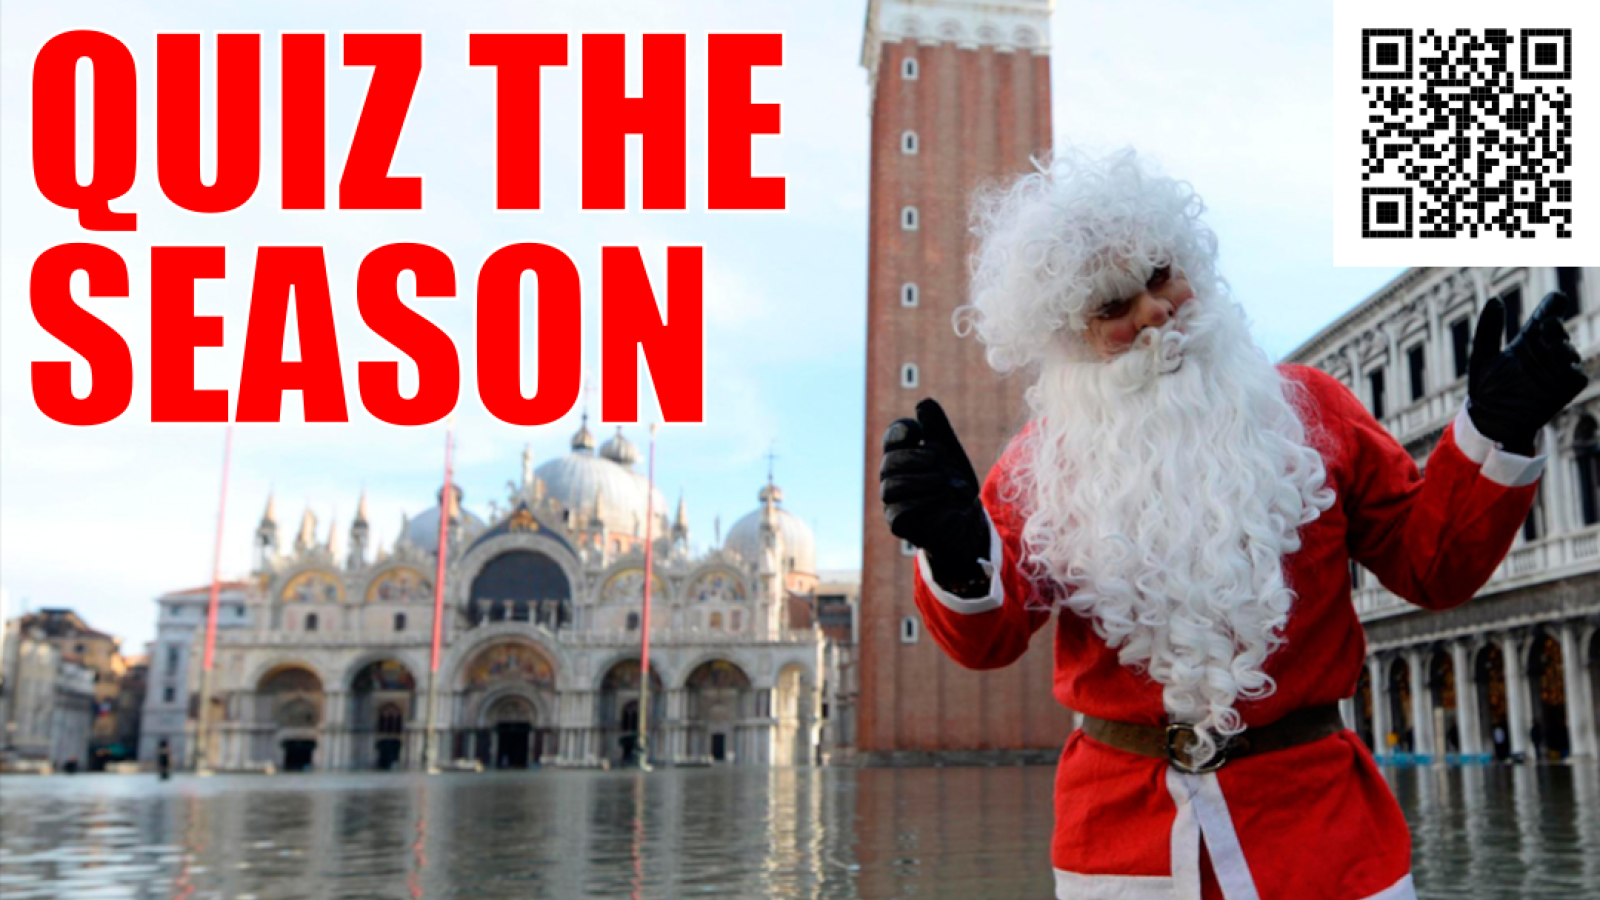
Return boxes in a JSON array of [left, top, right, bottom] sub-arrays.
[[1428, 646, 1459, 756], [684, 660, 754, 764], [1589, 632, 1600, 756], [349, 659, 416, 770], [256, 666, 324, 772], [484, 695, 539, 769], [1476, 643, 1510, 759], [1387, 658, 1412, 753], [456, 641, 558, 768], [598, 659, 664, 767], [1528, 631, 1569, 760]]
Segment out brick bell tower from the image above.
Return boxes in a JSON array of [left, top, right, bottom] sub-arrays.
[[857, 0, 1072, 763]]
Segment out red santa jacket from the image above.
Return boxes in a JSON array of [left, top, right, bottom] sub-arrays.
[[911, 364, 1544, 900]]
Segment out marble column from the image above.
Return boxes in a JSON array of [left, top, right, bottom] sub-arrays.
[[1406, 648, 1435, 759], [1369, 655, 1391, 759], [1559, 622, 1596, 758], [1452, 641, 1484, 756], [1501, 632, 1532, 758]]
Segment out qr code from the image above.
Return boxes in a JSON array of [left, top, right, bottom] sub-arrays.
[[1360, 28, 1573, 240]]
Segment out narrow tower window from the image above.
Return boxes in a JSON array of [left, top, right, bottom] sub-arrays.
[[901, 616, 920, 644], [900, 364, 919, 389], [901, 283, 919, 307], [901, 131, 919, 155], [901, 206, 919, 231], [902, 57, 919, 80]]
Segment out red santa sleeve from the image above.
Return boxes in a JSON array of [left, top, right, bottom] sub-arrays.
[[1320, 368, 1545, 611], [911, 431, 1053, 669]]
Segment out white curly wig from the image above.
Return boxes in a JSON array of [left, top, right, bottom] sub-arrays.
[[956, 146, 1338, 765], [957, 147, 1221, 370]]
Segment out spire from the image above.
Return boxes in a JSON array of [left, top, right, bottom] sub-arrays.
[[254, 491, 280, 572], [326, 507, 346, 561], [571, 410, 596, 453], [714, 514, 722, 547], [522, 444, 535, 487], [295, 507, 317, 552], [349, 491, 371, 570], [674, 491, 688, 530]]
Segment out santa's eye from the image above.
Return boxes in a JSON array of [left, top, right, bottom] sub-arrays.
[[1094, 298, 1132, 320], [1147, 265, 1172, 289]]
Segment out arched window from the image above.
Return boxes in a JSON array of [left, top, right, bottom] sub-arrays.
[[626, 611, 640, 631], [901, 206, 919, 231], [900, 616, 920, 644], [394, 613, 406, 632], [901, 130, 919, 155], [901, 283, 919, 307], [900, 363, 919, 389], [902, 57, 919, 80], [710, 612, 724, 630], [730, 610, 742, 631], [305, 613, 319, 633], [1577, 416, 1600, 526]]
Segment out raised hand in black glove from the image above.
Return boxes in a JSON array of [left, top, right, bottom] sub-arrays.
[[880, 398, 992, 597], [1467, 291, 1588, 456]]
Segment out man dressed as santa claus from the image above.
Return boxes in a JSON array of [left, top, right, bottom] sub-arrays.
[[879, 148, 1588, 900]]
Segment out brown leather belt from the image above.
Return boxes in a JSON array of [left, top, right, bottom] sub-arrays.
[[1080, 704, 1347, 774]]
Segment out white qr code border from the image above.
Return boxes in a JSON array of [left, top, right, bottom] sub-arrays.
[[1334, 0, 1597, 267]]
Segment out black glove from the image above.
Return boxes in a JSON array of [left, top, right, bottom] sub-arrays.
[[1467, 291, 1588, 456], [880, 398, 991, 596]]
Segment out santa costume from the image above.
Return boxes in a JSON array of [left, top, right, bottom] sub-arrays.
[[879, 148, 1587, 900]]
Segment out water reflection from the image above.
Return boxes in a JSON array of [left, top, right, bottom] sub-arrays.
[[0, 763, 1595, 899]]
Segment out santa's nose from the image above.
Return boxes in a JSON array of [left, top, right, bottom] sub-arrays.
[[1133, 293, 1174, 330]]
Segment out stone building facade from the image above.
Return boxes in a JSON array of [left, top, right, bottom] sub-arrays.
[[148, 422, 836, 772], [1286, 266, 1600, 762], [858, 0, 1074, 764]]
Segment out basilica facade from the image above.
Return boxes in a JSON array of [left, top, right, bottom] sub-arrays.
[[142, 421, 829, 772]]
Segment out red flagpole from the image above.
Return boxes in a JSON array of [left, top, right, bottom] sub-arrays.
[[422, 418, 455, 770], [193, 422, 234, 770], [636, 424, 658, 768]]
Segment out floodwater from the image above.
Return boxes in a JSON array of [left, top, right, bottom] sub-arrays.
[[1, 762, 1596, 899]]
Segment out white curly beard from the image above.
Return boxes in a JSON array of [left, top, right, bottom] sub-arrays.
[[1011, 295, 1338, 763]]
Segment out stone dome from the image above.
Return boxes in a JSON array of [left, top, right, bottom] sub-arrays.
[[534, 423, 667, 535], [599, 428, 640, 467], [723, 481, 816, 575], [402, 485, 485, 554]]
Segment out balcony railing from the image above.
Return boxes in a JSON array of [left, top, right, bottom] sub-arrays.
[[1354, 524, 1600, 622]]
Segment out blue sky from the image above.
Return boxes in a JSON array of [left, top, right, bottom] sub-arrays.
[[0, 0, 1402, 651]]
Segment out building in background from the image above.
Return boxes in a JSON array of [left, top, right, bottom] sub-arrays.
[[812, 570, 860, 764], [1, 609, 130, 770], [857, 0, 1072, 764], [1286, 266, 1600, 763], [156, 423, 835, 772], [0, 618, 96, 771], [139, 582, 252, 768]]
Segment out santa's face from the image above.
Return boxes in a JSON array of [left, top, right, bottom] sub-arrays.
[[1015, 273, 1336, 764], [1082, 266, 1196, 360]]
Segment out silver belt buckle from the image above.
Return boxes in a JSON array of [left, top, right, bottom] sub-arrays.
[[1166, 723, 1227, 774]]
